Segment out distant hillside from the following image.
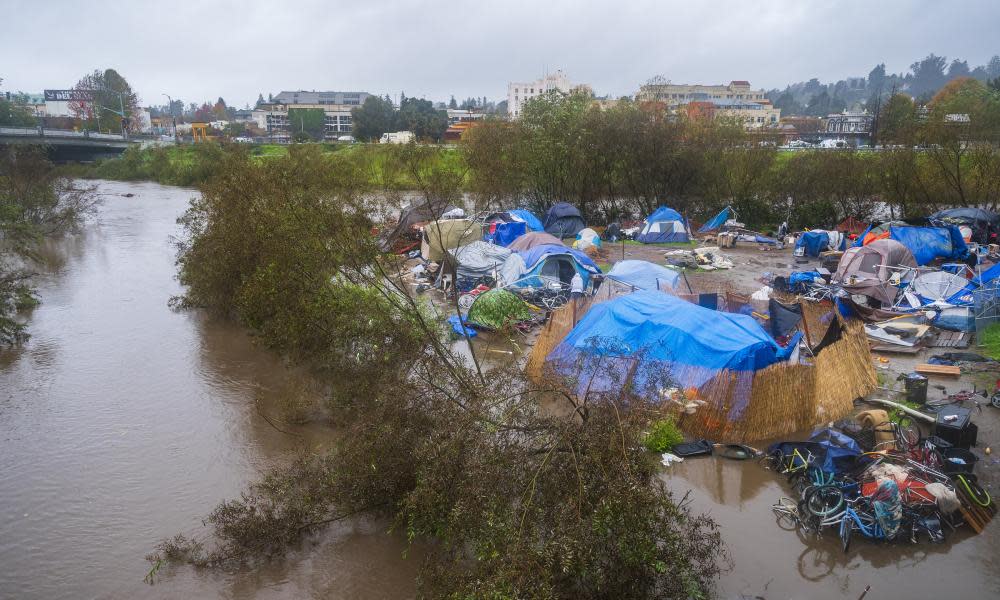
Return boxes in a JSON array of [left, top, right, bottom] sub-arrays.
[[767, 53, 1000, 116]]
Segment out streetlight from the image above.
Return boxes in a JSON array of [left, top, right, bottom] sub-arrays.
[[163, 93, 178, 142], [97, 89, 128, 139]]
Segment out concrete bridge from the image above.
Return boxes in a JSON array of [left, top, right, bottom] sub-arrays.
[[0, 126, 139, 161]]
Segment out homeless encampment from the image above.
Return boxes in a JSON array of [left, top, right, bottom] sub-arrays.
[[795, 230, 846, 257], [929, 207, 1000, 244], [637, 206, 690, 243], [380, 198, 460, 250], [528, 291, 876, 442], [698, 207, 732, 233], [466, 288, 533, 330], [832, 239, 917, 305], [507, 231, 565, 252], [421, 219, 482, 261], [510, 243, 601, 289], [543, 202, 586, 239]]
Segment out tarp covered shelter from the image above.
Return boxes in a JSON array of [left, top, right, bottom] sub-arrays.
[[637, 206, 690, 244], [879, 225, 969, 266], [510, 209, 544, 232], [380, 199, 459, 250], [421, 219, 481, 261], [507, 231, 565, 252], [543, 202, 586, 239], [929, 207, 1000, 244], [447, 241, 516, 282], [795, 230, 845, 257], [546, 289, 799, 395], [511, 243, 601, 289], [833, 239, 917, 305], [483, 221, 527, 246], [605, 260, 680, 292]]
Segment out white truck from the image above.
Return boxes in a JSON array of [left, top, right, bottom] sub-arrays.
[[380, 131, 414, 144]]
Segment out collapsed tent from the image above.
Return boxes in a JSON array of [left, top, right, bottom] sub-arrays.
[[543, 202, 586, 239], [833, 239, 917, 305], [604, 260, 680, 292], [637, 206, 690, 244], [794, 230, 845, 257], [573, 228, 601, 250], [929, 207, 1000, 244], [466, 288, 532, 330], [380, 198, 460, 250], [509, 209, 545, 232], [511, 243, 601, 289], [508, 231, 565, 252], [447, 241, 523, 286], [546, 290, 799, 394], [421, 219, 482, 261], [698, 207, 731, 233]]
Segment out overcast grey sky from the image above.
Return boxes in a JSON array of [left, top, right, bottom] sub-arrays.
[[2, 0, 998, 108]]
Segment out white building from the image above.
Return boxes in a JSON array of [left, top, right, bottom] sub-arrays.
[[507, 70, 585, 119]]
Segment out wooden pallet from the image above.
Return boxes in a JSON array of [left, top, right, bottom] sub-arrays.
[[956, 479, 997, 534], [927, 331, 971, 348], [870, 344, 922, 355]]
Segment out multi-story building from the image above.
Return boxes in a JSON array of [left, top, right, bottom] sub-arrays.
[[684, 98, 780, 129], [252, 91, 369, 141], [507, 70, 590, 119], [825, 111, 873, 134], [637, 79, 768, 105]]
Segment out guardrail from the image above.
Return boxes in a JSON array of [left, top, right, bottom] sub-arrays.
[[0, 126, 127, 141]]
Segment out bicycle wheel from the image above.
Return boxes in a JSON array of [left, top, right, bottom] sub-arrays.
[[805, 485, 845, 518], [957, 474, 992, 507], [897, 417, 920, 449], [839, 514, 853, 553]]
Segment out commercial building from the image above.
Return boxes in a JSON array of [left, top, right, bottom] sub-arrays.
[[684, 98, 780, 129], [252, 90, 369, 141], [506, 70, 591, 119], [637, 79, 768, 105], [825, 111, 873, 135]]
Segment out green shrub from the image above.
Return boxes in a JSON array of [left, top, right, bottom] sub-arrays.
[[643, 418, 684, 452]]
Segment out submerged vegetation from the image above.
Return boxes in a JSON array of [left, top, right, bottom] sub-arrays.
[[0, 146, 99, 345], [148, 145, 727, 598]]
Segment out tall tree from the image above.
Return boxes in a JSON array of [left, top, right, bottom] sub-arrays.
[[287, 107, 326, 141], [396, 97, 448, 141], [868, 63, 887, 92], [69, 68, 141, 133], [351, 96, 396, 141], [448, 95, 457, 109], [908, 54, 948, 98], [255, 93, 266, 108], [948, 59, 970, 80], [987, 55, 1000, 80]]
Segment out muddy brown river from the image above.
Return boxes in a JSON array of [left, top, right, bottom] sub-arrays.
[[1, 180, 998, 599]]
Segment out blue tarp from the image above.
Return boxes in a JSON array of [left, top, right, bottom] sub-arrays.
[[789, 271, 822, 292], [795, 231, 830, 257], [889, 225, 968, 266], [638, 205, 689, 243], [447, 315, 477, 338], [510, 209, 544, 232], [605, 260, 680, 291], [698, 207, 731, 233], [483, 221, 527, 246], [546, 290, 798, 394]]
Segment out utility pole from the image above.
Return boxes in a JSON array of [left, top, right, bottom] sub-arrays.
[[163, 93, 178, 142]]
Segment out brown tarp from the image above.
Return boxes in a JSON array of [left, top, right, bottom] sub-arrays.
[[507, 231, 565, 252]]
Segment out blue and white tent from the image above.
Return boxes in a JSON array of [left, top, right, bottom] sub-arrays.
[[637, 206, 690, 244], [509, 243, 602, 289], [509, 209, 545, 232]]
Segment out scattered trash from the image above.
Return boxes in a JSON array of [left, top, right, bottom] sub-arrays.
[[660, 452, 684, 466]]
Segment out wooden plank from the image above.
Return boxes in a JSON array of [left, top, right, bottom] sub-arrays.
[[870, 344, 922, 355], [914, 364, 962, 377]]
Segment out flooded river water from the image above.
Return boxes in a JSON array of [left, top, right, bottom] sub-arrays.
[[1, 180, 998, 599]]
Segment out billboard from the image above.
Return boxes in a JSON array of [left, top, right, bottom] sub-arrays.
[[43, 89, 95, 102]]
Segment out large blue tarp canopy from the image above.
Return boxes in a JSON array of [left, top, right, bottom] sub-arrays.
[[483, 221, 527, 246], [546, 290, 798, 394], [888, 225, 968, 266], [605, 260, 681, 291], [510, 209, 544, 232], [698, 206, 731, 233], [795, 231, 831, 257]]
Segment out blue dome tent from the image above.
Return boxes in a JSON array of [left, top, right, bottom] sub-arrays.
[[604, 260, 680, 292], [637, 206, 690, 243], [510, 243, 601, 289], [509, 209, 545, 232]]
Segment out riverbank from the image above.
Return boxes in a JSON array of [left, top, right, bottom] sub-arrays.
[[66, 142, 468, 190]]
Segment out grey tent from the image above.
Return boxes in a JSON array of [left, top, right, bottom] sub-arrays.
[[379, 198, 459, 250], [543, 202, 586, 239], [833, 238, 917, 305]]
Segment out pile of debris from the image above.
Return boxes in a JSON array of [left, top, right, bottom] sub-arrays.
[[664, 246, 734, 270]]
